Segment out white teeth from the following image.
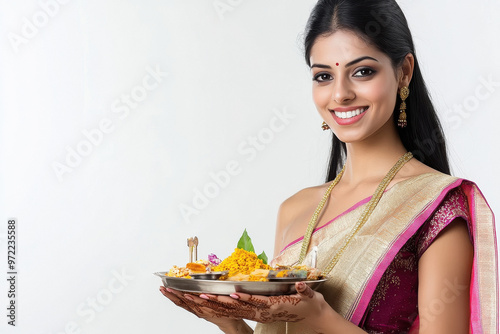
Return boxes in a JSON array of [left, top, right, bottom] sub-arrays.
[[334, 108, 367, 119]]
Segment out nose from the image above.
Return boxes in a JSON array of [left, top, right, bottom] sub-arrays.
[[332, 78, 355, 104]]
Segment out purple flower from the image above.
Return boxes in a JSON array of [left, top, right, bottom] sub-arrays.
[[208, 253, 221, 266]]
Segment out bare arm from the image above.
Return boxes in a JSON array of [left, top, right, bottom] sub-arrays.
[[418, 218, 473, 333]]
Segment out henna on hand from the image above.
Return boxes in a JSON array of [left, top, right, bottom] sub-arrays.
[[160, 287, 200, 317], [268, 295, 302, 307], [230, 293, 315, 323], [161, 284, 326, 325], [161, 286, 247, 320], [296, 282, 315, 299]]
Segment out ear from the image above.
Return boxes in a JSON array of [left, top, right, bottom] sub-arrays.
[[399, 53, 414, 88]]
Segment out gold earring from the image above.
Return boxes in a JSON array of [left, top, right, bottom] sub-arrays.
[[398, 86, 409, 128], [322, 122, 330, 131]]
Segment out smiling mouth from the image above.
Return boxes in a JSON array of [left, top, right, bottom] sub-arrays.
[[333, 107, 368, 119]]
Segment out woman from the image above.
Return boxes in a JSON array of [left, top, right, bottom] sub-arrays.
[[160, 0, 498, 333]]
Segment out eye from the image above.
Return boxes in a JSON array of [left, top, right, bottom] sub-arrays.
[[313, 72, 333, 83], [353, 68, 376, 77]]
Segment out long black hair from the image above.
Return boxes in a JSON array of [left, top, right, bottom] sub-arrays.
[[304, 0, 450, 181]]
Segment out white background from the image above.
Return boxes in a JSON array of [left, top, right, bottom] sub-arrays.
[[0, 1, 499, 333]]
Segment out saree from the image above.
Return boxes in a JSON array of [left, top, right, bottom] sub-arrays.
[[254, 173, 498, 333]]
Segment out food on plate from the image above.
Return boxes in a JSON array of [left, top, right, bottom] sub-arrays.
[[212, 248, 271, 279], [166, 255, 323, 282], [166, 265, 191, 278], [165, 230, 324, 282], [167, 259, 212, 278], [272, 265, 323, 280], [186, 262, 208, 273]]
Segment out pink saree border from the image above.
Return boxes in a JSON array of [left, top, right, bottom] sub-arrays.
[[465, 182, 499, 333], [468, 182, 482, 333], [349, 179, 499, 333]]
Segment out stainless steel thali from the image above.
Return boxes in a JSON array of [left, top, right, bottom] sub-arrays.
[[154, 272, 327, 296]]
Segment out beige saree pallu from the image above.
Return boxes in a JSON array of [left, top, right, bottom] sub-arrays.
[[254, 173, 498, 333]]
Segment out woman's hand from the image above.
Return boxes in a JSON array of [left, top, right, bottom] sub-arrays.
[[160, 281, 330, 326], [225, 281, 327, 323]]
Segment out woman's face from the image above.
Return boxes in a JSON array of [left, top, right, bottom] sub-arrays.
[[310, 30, 400, 144]]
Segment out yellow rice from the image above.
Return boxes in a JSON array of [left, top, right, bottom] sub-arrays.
[[212, 248, 270, 278]]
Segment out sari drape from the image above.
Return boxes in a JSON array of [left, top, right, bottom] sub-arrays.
[[254, 173, 498, 334]]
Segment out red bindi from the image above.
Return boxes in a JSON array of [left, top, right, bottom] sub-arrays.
[[336, 63, 339, 66]]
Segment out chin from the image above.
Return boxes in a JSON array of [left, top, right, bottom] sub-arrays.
[[330, 127, 368, 143]]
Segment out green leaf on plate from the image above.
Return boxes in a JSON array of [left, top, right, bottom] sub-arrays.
[[258, 251, 268, 265], [237, 229, 255, 253], [237, 229, 268, 265]]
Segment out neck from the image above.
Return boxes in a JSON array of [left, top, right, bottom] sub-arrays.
[[342, 123, 407, 185]]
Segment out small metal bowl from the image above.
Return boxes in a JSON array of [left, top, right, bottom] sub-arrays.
[[190, 271, 229, 280]]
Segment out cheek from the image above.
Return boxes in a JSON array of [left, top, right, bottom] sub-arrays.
[[312, 86, 331, 109], [359, 77, 397, 109]]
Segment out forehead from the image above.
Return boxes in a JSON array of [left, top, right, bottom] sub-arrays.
[[310, 30, 386, 64]]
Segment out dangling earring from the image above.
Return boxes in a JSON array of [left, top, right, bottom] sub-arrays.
[[322, 122, 330, 131], [398, 86, 409, 128]]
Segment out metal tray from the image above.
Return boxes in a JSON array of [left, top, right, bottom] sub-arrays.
[[154, 272, 327, 296]]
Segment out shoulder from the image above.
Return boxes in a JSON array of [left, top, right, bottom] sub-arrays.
[[394, 157, 442, 182], [391, 157, 460, 191], [272, 183, 330, 256], [277, 183, 330, 220]]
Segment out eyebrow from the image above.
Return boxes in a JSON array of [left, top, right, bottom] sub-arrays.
[[311, 56, 379, 69]]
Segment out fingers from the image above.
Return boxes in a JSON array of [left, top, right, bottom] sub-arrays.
[[159, 286, 180, 301], [199, 293, 216, 300], [159, 287, 248, 321], [159, 287, 185, 305], [295, 282, 315, 299], [161, 287, 188, 302], [159, 286, 195, 312], [159, 287, 193, 308], [191, 292, 242, 309], [230, 291, 306, 308], [161, 287, 241, 308], [231, 292, 270, 307]]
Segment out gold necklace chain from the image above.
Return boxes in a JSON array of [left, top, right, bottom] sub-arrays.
[[298, 152, 414, 274]]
